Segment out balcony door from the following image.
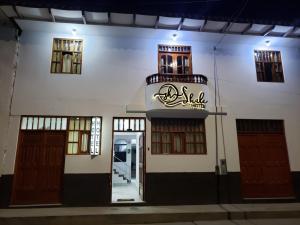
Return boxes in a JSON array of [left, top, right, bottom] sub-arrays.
[[158, 45, 192, 75]]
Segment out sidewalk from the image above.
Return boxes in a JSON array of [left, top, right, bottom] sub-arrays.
[[0, 203, 300, 225]]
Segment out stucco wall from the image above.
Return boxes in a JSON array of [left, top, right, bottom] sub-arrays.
[[3, 23, 300, 174], [0, 39, 17, 177]]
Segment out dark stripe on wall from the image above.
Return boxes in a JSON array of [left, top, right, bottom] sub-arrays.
[[63, 173, 111, 206], [292, 172, 300, 201], [0, 175, 13, 208], [145, 172, 300, 205], [1, 172, 300, 207], [219, 172, 243, 203], [145, 172, 219, 204]]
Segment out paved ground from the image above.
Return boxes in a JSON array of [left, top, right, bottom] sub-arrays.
[[1, 203, 300, 225], [121, 219, 300, 225]]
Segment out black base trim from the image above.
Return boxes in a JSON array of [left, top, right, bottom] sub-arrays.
[[145, 172, 300, 205], [63, 173, 111, 206], [145, 172, 220, 204], [1, 172, 299, 207], [0, 175, 13, 208]]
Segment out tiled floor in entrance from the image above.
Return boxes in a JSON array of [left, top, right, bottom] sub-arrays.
[[112, 179, 143, 203]]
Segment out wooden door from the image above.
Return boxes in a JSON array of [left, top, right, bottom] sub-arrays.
[[138, 133, 144, 200], [238, 133, 294, 198], [11, 131, 66, 205]]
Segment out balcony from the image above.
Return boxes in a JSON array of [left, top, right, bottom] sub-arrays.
[[146, 73, 208, 85], [145, 73, 210, 119]]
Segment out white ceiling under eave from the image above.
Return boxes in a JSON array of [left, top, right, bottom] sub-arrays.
[[84, 12, 108, 24], [0, 5, 299, 39], [135, 14, 157, 27], [16, 6, 51, 20], [110, 13, 134, 25], [182, 18, 205, 30], [50, 9, 83, 23]]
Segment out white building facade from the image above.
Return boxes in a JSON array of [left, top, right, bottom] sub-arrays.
[[0, 7, 300, 207]]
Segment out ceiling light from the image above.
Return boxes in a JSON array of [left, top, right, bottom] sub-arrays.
[[72, 28, 77, 36], [265, 40, 271, 47], [172, 33, 178, 41]]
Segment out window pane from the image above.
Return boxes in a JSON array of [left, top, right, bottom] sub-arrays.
[[162, 133, 170, 143], [124, 119, 129, 131], [68, 143, 73, 154], [73, 131, 79, 142], [85, 119, 91, 131], [27, 117, 33, 129], [69, 118, 75, 130], [74, 118, 80, 130], [160, 55, 166, 66], [186, 133, 194, 142], [167, 55, 173, 73], [167, 55, 172, 66], [81, 133, 89, 153], [38, 117, 44, 129], [80, 118, 85, 130], [135, 119, 139, 131], [173, 134, 182, 153], [62, 53, 72, 73], [119, 119, 124, 131], [21, 117, 27, 130], [195, 134, 204, 143], [154, 143, 161, 154], [50, 118, 56, 130], [68, 132, 74, 142], [186, 143, 194, 154], [61, 118, 67, 130], [72, 143, 78, 154], [56, 118, 61, 130], [130, 119, 135, 130], [45, 118, 51, 129], [195, 144, 205, 154], [177, 56, 182, 66], [140, 119, 145, 131], [152, 132, 160, 142], [33, 117, 38, 130], [177, 56, 182, 74], [114, 119, 119, 131], [162, 143, 171, 154], [184, 56, 189, 67]]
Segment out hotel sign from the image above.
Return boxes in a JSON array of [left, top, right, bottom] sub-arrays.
[[90, 117, 101, 155], [153, 84, 208, 109]]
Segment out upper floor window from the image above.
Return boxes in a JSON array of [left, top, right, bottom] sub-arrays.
[[254, 50, 284, 82], [158, 45, 192, 75], [51, 38, 83, 74]]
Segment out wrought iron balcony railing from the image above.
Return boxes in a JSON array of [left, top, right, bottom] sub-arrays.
[[146, 73, 208, 85]]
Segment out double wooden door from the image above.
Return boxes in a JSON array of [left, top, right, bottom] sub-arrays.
[[11, 131, 66, 205], [238, 133, 294, 198]]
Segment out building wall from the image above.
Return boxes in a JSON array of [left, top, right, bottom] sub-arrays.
[[2, 23, 300, 205], [0, 37, 18, 207]]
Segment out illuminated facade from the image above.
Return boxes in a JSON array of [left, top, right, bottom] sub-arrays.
[[0, 5, 300, 207]]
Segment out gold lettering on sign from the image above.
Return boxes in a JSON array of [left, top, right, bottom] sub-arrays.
[[153, 84, 208, 109]]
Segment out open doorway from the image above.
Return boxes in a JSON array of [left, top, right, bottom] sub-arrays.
[[112, 132, 144, 203]]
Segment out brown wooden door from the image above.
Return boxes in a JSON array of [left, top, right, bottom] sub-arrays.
[[238, 133, 294, 198], [11, 131, 66, 205]]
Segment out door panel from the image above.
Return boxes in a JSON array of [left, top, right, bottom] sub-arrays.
[[237, 133, 294, 198], [12, 131, 66, 205]]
